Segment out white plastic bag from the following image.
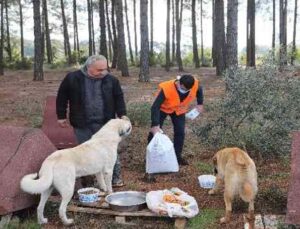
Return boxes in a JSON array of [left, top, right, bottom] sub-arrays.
[[146, 132, 179, 173], [146, 188, 199, 218]]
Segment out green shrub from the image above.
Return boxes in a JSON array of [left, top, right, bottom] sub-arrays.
[[193, 58, 300, 157], [127, 102, 151, 126]]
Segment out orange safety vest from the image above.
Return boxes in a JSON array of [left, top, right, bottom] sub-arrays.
[[158, 79, 199, 115]]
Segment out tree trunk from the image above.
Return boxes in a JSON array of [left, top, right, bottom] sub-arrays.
[[105, 0, 113, 63], [18, 0, 24, 60], [133, 0, 138, 63], [139, 0, 149, 82], [99, 0, 108, 58], [115, 0, 129, 76], [5, 0, 11, 61], [73, 0, 80, 56], [91, 1, 95, 54], [291, 0, 297, 65], [33, 0, 44, 81], [192, 0, 200, 68], [200, 0, 204, 66], [43, 0, 53, 64], [175, 0, 183, 71], [246, 0, 255, 67], [226, 0, 238, 68], [279, 0, 287, 69], [124, 0, 134, 65], [165, 0, 171, 71], [87, 0, 93, 55], [272, 0, 275, 56], [111, 0, 118, 68], [172, 0, 175, 64], [215, 0, 225, 76], [150, 0, 153, 55], [0, 0, 4, 75], [60, 0, 71, 64], [212, 0, 216, 66]]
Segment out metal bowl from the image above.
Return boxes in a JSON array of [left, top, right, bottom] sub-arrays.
[[105, 191, 147, 212]]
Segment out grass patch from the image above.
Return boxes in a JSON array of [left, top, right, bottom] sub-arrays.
[[127, 102, 151, 126], [188, 209, 223, 229], [194, 161, 213, 174], [4, 218, 41, 229]]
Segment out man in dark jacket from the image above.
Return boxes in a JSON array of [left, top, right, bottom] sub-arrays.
[[56, 55, 126, 187]]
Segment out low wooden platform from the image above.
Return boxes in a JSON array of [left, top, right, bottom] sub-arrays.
[[49, 196, 187, 229]]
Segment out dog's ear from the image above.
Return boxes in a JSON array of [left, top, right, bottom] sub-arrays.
[[121, 116, 130, 121]]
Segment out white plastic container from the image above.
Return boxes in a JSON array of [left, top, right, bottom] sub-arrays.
[[77, 187, 101, 203], [185, 108, 200, 120], [198, 175, 216, 189]]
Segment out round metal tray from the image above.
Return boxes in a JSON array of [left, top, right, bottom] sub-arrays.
[[105, 191, 147, 212]]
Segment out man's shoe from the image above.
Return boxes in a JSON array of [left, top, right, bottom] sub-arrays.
[[178, 158, 189, 166], [112, 180, 125, 188]]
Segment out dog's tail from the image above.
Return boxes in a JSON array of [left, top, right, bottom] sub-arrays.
[[20, 160, 54, 194]]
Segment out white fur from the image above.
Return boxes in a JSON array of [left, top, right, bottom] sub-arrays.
[[20, 117, 131, 225]]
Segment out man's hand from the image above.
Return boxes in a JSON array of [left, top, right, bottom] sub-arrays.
[[57, 119, 69, 128], [150, 126, 162, 135], [196, 104, 204, 113]]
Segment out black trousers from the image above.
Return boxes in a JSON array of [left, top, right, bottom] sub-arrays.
[[148, 111, 185, 161]]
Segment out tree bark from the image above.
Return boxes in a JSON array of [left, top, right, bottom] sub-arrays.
[[124, 0, 134, 65], [165, 0, 171, 71], [18, 0, 24, 60], [212, 0, 216, 67], [111, 0, 118, 68], [215, 0, 225, 75], [279, 0, 287, 68], [133, 0, 138, 63], [150, 0, 153, 54], [60, 0, 71, 64], [5, 0, 11, 61], [172, 0, 176, 64], [115, 0, 129, 76], [105, 0, 113, 63], [246, 0, 255, 67], [175, 0, 183, 71], [0, 0, 4, 75], [200, 0, 204, 66], [226, 0, 238, 68], [43, 0, 53, 64], [33, 0, 44, 81], [139, 0, 149, 82], [272, 0, 275, 55], [291, 0, 297, 65], [99, 0, 108, 58], [73, 0, 80, 55], [87, 0, 93, 55], [192, 0, 200, 68]]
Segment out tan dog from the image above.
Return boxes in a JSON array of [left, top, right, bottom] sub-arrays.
[[20, 117, 131, 225], [208, 147, 258, 224]]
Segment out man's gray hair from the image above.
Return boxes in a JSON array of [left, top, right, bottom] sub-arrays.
[[85, 55, 107, 67]]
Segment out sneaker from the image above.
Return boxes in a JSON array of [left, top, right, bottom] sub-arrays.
[[112, 180, 125, 188], [178, 158, 189, 166]]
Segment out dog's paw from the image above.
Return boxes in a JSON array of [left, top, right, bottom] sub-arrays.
[[220, 217, 230, 224], [38, 217, 48, 224], [63, 218, 74, 225]]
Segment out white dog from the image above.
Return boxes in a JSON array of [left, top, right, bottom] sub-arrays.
[[20, 117, 132, 225]]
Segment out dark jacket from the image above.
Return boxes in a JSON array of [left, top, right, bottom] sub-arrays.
[[56, 70, 126, 128]]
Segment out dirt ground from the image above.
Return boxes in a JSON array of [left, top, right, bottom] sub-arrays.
[[0, 67, 291, 228]]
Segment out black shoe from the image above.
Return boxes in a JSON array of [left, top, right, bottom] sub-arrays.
[[178, 158, 189, 166], [143, 173, 156, 183]]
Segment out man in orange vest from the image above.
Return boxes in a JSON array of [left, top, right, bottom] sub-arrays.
[[148, 74, 204, 167]]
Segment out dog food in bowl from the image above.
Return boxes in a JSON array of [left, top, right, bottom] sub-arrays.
[[198, 175, 216, 189], [77, 187, 100, 203]]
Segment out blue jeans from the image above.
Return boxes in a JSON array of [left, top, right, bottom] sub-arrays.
[[74, 123, 122, 184]]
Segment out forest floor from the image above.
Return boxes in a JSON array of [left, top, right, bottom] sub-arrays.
[[0, 67, 292, 228]]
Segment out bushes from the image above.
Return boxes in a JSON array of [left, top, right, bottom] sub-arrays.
[[193, 60, 300, 157], [127, 102, 152, 126]]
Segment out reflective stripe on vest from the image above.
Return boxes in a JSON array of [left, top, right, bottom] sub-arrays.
[[158, 79, 199, 115]]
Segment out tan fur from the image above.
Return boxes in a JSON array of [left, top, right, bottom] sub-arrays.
[[208, 147, 258, 224], [20, 117, 132, 225]]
